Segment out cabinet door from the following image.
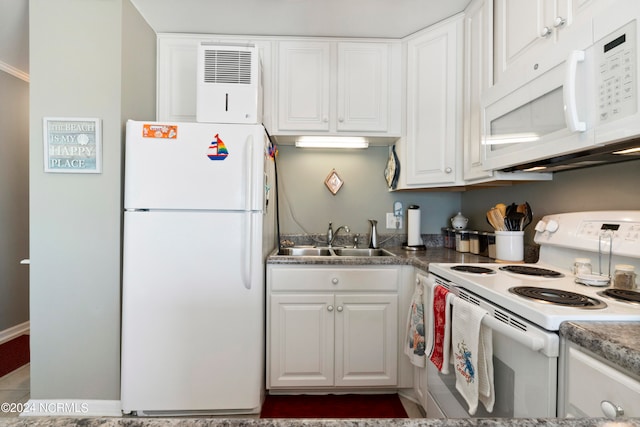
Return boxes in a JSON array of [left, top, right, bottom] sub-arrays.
[[404, 17, 462, 186], [277, 41, 331, 131], [157, 37, 199, 122], [336, 42, 389, 132], [334, 294, 398, 387], [269, 293, 334, 387], [463, 0, 494, 181]]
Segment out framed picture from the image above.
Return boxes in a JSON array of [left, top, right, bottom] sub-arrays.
[[43, 117, 102, 173]]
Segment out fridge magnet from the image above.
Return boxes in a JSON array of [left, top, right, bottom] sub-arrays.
[[43, 117, 102, 173], [206, 134, 229, 160], [324, 169, 344, 195], [142, 123, 177, 139]]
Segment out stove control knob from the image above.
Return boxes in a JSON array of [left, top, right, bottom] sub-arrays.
[[535, 220, 547, 232], [545, 220, 559, 233]]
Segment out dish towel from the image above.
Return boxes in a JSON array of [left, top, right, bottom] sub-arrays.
[[451, 298, 495, 415], [425, 284, 452, 374], [404, 276, 426, 367]]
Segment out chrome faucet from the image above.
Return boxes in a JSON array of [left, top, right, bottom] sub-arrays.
[[368, 219, 379, 249], [326, 221, 350, 247]]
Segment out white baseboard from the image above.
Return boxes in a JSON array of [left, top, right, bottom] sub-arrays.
[[0, 321, 30, 345], [19, 400, 122, 417]]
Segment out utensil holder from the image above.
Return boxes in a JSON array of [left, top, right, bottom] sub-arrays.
[[495, 231, 524, 262]]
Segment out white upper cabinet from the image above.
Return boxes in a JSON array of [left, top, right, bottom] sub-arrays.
[[397, 14, 464, 188], [273, 40, 401, 137], [493, 0, 595, 89]]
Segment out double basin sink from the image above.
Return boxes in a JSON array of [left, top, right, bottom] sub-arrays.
[[277, 246, 395, 257]]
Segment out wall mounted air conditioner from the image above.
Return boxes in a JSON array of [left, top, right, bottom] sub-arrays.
[[197, 43, 262, 124]]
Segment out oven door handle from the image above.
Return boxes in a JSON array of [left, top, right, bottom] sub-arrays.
[[451, 298, 545, 352], [479, 311, 545, 352]]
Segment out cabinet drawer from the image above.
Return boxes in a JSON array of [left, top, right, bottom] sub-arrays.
[[269, 267, 398, 292], [566, 345, 640, 418]]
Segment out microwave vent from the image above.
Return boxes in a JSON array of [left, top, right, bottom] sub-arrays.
[[203, 49, 253, 85]]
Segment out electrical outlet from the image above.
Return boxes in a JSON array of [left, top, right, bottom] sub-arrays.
[[386, 212, 402, 229]]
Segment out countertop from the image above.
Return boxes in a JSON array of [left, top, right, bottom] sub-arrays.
[[560, 321, 640, 377], [1, 418, 639, 427], [267, 246, 491, 271]]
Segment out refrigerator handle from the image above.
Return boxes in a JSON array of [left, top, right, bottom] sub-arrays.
[[242, 212, 253, 290], [245, 136, 254, 210]]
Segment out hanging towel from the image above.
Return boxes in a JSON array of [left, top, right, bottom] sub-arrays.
[[451, 298, 495, 415], [425, 284, 452, 374], [404, 277, 426, 367]]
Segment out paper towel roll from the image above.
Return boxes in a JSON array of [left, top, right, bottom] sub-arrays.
[[407, 205, 422, 246]]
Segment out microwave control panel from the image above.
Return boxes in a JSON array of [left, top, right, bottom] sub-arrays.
[[595, 20, 637, 123]]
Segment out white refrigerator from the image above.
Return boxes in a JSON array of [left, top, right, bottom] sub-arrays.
[[121, 120, 276, 415]]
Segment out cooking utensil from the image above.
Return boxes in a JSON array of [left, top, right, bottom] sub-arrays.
[[487, 207, 505, 231]]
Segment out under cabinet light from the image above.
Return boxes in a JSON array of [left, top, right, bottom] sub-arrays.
[[295, 136, 369, 149], [612, 146, 640, 155]]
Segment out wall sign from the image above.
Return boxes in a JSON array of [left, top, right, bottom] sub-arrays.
[[43, 117, 102, 173]]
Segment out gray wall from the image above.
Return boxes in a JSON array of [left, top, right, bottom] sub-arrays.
[[460, 160, 640, 245], [0, 71, 29, 333], [277, 145, 462, 237], [29, 0, 155, 400]]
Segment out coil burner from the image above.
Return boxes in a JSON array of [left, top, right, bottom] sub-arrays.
[[499, 265, 564, 278], [598, 288, 640, 305], [509, 286, 607, 309], [450, 265, 496, 275]]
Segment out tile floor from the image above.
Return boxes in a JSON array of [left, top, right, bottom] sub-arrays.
[[0, 364, 30, 418], [0, 365, 422, 419]]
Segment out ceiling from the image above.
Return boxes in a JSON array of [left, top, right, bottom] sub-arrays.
[[0, 0, 471, 76], [129, 0, 471, 38]]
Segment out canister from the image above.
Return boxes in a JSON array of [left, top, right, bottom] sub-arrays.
[[469, 231, 480, 254], [442, 227, 451, 249], [613, 264, 637, 290], [478, 232, 490, 257], [487, 233, 496, 259], [455, 230, 470, 253]]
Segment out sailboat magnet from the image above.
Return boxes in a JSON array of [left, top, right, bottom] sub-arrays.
[[206, 134, 229, 161]]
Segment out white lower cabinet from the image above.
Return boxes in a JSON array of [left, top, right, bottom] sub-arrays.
[[267, 265, 399, 389], [560, 341, 640, 418]]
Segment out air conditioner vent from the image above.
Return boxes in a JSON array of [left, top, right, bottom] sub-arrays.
[[203, 50, 252, 85]]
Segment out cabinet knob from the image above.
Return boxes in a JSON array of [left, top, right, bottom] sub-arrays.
[[337, 306, 343, 312], [601, 400, 624, 419], [445, 167, 452, 174], [554, 16, 566, 28], [327, 305, 334, 312], [331, 277, 339, 285], [540, 26, 553, 38], [323, 117, 329, 123], [338, 117, 344, 123]]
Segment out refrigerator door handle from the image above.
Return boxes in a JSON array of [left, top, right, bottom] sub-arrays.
[[245, 136, 254, 211], [242, 212, 253, 290]]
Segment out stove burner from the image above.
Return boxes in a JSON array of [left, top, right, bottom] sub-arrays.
[[450, 265, 496, 275], [509, 286, 607, 309], [500, 265, 564, 278], [598, 288, 640, 305]]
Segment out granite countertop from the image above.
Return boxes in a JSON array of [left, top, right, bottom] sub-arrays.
[[1, 417, 639, 427], [560, 321, 640, 377], [267, 246, 491, 271]]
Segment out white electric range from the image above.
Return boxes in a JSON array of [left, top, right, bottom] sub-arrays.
[[425, 211, 640, 419]]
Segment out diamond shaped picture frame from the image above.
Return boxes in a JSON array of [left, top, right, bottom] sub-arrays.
[[324, 169, 344, 195]]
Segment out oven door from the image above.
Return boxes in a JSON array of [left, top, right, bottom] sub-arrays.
[[426, 326, 558, 418], [425, 274, 560, 418]]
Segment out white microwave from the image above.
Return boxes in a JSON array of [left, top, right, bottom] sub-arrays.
[[482, 11, 640, 172]]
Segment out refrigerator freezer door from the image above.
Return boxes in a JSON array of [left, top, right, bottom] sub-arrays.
[[124, 121, 267, 211], [121, 210, 264, 413]]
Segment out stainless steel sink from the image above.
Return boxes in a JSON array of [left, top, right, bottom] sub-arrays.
[[277, 247, 332, 256], [332, 248, 395, 257], [276, 246, 395, 257]]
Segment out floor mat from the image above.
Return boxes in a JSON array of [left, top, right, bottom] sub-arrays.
[[260, 393, 408, 418], [0, 335, 29, 378]]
